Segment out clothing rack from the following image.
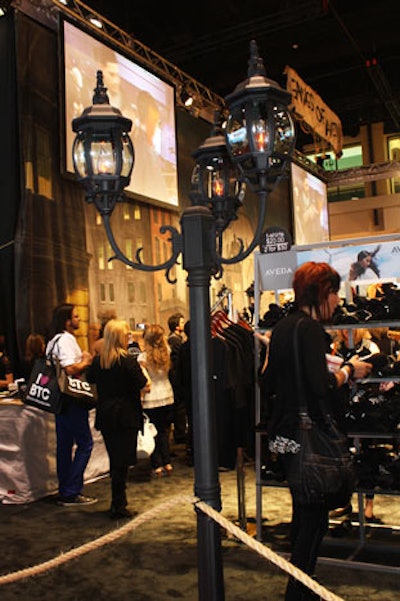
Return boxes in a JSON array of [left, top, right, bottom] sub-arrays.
[[211, 287, 233, 320], [210, 293, 255, 535]]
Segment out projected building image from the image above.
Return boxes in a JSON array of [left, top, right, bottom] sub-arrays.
[[291, 162, 330, 245], [63, 20, 178, 207]]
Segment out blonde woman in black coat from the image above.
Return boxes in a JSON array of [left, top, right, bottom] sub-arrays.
[[88, 320, 150, 519]]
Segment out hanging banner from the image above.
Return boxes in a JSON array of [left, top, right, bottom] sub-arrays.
[[284, 65, 343, 157]]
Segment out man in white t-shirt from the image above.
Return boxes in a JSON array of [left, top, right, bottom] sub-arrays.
[[46, 303, 97, 506]]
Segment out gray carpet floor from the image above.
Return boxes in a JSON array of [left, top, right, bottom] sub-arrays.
[[1, 443, 399, 600]]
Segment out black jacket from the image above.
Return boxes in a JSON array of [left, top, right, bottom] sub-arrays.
[[87, 354, 147, 432], [262, 311, 340, 442]]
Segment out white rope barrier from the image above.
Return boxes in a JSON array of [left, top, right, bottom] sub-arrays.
[[0, 495, 186, 585], [194, 498, 345, 601], [0, 239, 14, 251], [0, 493, 345, 601]]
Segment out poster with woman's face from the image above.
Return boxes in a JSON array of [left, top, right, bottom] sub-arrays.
[[297, 240, 400, 286]]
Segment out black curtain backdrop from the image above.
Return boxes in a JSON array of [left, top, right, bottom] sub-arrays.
[[0, 11, 20, 369], [175, 107, 210, 208], [13, 12, 90, 372]]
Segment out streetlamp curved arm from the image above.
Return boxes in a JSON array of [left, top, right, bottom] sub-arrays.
[[218, 191, 267, 266], [102, 213, 183, 283]]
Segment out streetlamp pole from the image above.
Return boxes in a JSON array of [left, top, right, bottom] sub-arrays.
[[181, 206, 224, 599], [71, 41, 295, 601]]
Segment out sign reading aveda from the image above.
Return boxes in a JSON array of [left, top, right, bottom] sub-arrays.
[[284, 65, 343, 157]]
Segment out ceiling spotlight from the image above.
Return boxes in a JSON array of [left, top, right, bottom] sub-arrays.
[[88, 14, 103, 29], [188, 93, 203, 117], [185, 96, 194, 108], [0, 0, 12, 17], [181, 90, 194, 108]]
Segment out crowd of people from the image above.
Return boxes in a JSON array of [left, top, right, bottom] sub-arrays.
[[1, 308, 190, 519], [2, 262, 400, 599]]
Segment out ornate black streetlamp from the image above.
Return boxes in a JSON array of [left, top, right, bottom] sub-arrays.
[[72, 41, 295, 601], [225, 39, 295, 193], [72, 70, 134, 215]]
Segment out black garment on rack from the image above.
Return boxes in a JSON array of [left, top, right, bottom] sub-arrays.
[[211, 334, 236, 469], [175, 337, 193, 454], [210, 315, 255, 469]]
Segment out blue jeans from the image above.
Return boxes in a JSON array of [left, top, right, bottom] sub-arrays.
[[55, 401, 93, 499]]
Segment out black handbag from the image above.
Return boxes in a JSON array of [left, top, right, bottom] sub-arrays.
[[23, 337, 63, 414], [285, 319, 356, 507]]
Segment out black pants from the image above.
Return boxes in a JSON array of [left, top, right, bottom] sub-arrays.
[[172, 388, 187, 443], [145, 405, 174, 469], [101, 428, 137, 511], [285, 498, 328, 601]]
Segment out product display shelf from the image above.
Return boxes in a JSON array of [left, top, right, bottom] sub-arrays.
[[257, 320, 400, 334], [253, 238, 400, 570], [255, 363, 400, 569], [349, 430, 400, 546]]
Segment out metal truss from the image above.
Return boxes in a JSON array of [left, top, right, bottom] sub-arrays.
[[293, 149, 400, 187], [326, 160, 400, 187], [11, 0, 400, 188]]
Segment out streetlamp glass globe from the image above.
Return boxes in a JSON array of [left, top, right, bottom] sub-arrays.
[[224, 41, 296, 192], [190, 118, 245, 236], [91, 140, 116, 175], [71, 71, 134, 210], [72, 135, 88, 178], [121, 134, 134, 176]]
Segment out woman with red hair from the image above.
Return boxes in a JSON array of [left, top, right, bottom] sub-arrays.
[[262, 261, 372, 600]]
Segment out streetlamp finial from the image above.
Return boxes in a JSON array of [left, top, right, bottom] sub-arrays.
[[93, 70, 110, 105], [248, 40, 266, 77]]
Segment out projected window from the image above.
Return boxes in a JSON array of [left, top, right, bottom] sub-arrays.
[[63, 20, 178, 207]]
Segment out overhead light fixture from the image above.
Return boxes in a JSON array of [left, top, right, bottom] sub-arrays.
[[0, 0, 12, 17], [181, 89, 194, 108], [177, 88, 203, 117], [188, 93, 203, 117], [88, 14, 103, 29]]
